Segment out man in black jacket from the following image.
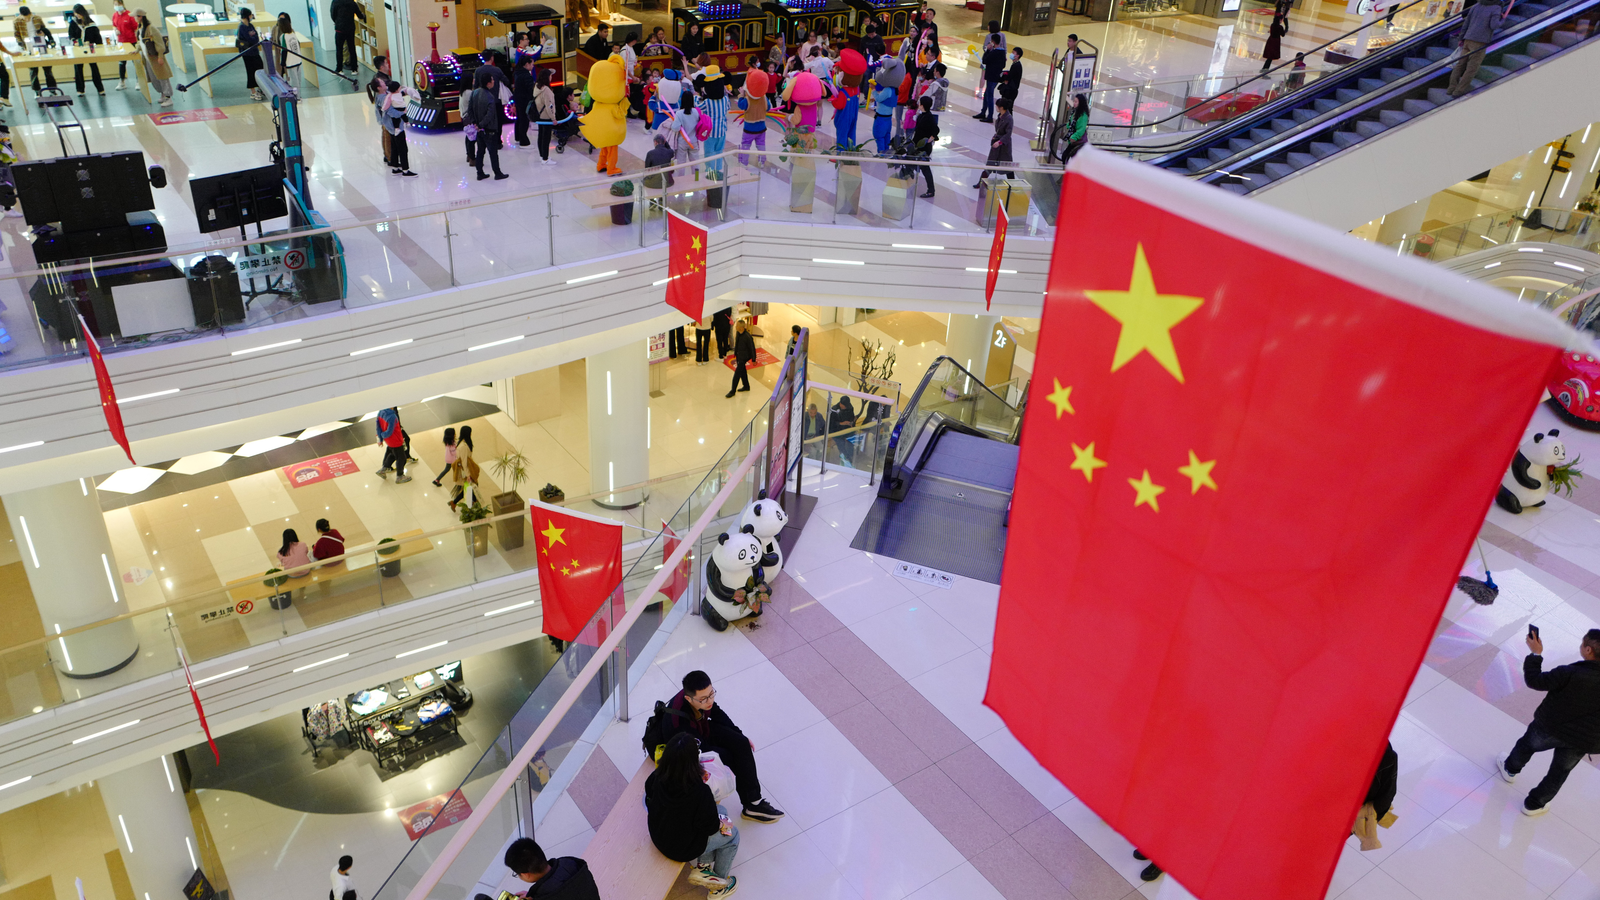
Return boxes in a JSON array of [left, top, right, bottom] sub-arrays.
[[975, 34, 1004, 122], [499, 838, 600, 900], [662, 670, 785, 822], [712, 307, 733, 358], [1498, 628, 1600, 815], [329, 0, 364, 75], [467, 70, 509, 180], [726, 320, 755, 397], [580, 22, 610, 59]]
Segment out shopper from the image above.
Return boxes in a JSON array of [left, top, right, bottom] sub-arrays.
[[659, 670, 786, 823], [133, 9, 171, 105], [694, 313, 713, 365], [1448, 0, 1503, 97], [329, 0, 364, 76], [237, 8, 264, 100], [431, 427, 459, 487], [273, 14, 302, 88], [467, 71, 509, 180], [14, 7, 57, 92], [785, 324, 801, 356], [330, 855, 354, 900], [375, 407, 412, 482], [532, 68, 558, 164], [448, 425, 477, 511], [986, 19, 1006, 53], [1497, 628, 1600, 815], [911, 95, 938, 199], [975, 97, 1015, 186], [277, 529, 313, 577], [1060, 93, 1088, 164], [726, 319, 755, 397], [1261, 6, 1287, 71], [69, 5, 105, 96], [501, 837, 600, 900], [645, 733, 740, 895], [712, 307, 733, 358], [829, 395, 856, 464], [998, 46, 1022, 109], [311, 519, 346, 562], [1132, 850, 1162, 883], [381, 80, 417, 176], [581, 22, 610, 59], [679, 23, 702, 63], [112, 1, 137, 90], [669, 92, 703, 174], [513, 55, 536, 148]]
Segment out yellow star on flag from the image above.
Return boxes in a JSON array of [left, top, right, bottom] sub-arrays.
[[1069, 442, 1107, 482], [1128, 470, 1166, 511], [1178, 451, 1218, 494], [691, 235, 702, 251], [1047, 379, 1075, 419], [1084, 244, 1204, 383], [542, 520, 567, 548], [560, 566, 571, 575], [571, 558, 580, 568]]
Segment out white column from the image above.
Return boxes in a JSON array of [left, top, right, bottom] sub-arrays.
[[98, 756, 203, 900], [587, 338, 650, 509], [3, 479, 138, 678], [945, 314, 1001, 381], [1376, 199, 1428, 247]]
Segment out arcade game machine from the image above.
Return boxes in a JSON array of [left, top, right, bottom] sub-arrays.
[[672, 1, 766, 81], [843, 0, 919, 54], [477, 4, 568, 84], [408, 24, 490, 129], [761, 0, 855, 58]]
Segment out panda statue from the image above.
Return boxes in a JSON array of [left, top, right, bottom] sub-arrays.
[[1495, 429, 1567, 514], [738, 492, 789, 581], [702, 526, 770, 632]]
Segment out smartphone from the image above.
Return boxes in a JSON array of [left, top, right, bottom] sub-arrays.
[[1529, 624, 1541, 640]]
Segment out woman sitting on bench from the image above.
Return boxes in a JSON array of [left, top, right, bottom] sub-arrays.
[[645, 734, 741, 897]]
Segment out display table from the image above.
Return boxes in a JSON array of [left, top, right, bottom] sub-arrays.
[[195, 31, 319, 86], [6, 42, 149, 102], [223, 528, 434, 602], [348, 661, 466, 770], [166, 14, 236, 74]]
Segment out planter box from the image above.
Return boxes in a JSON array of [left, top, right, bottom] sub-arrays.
[[269, 590, 292, 610], [493, 491, 526, 550], [377, 545, 401, 577], [610, 201, 634, 225], [790, 158, 817, 213], [466, 524, 490, 558], [836, 163, 862, 215], [882, 175, 913, 220]]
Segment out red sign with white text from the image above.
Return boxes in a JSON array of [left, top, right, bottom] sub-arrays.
[[282, 452, 361, 488], [148, 108, 228, 125], [398, 791, 473, 840]]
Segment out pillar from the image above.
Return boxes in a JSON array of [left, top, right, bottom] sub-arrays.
[[945, 314, 1001, 383], [1376, 199, 1428, 247], [586, 338, 649, 509], [2, 479, 138, 678], [497, 366, 563, 426], [98, 756, 203, 900]]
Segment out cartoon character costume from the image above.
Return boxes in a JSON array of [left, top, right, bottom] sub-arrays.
[[737, 67, 769, 164], [580, 54, 628, 175], [831, 48, 865, 150], [650, 68, 681, 130], [782, 70, 823, 131], [695, 64, 729, 177]]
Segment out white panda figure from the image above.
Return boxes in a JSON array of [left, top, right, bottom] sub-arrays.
[[738, 492, 789, 580], [702, 526, 769, 632], [1496, 429, 1567, 514]]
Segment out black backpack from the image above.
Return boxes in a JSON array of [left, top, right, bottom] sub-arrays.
[[641, 700, 689, 761]]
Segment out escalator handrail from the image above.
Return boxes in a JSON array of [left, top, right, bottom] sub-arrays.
[[1091, 0, 1446, 143], [1192, 0, 1600, 183], [882, 356, 1020, 486]]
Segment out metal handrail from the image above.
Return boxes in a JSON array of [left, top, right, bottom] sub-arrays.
[[881, 355, 1019, 485]]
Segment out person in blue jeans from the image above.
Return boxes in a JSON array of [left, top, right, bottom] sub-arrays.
[[1498, 628, 1600, 815], [646, 733, 740, 897]]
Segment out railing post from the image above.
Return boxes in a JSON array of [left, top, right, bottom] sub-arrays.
[[615, 643, 630, 722], [514, 760, 535, 839], [821, 391, 832, 477], [443, 212, 456, 287], [546, 194, 556, 267]]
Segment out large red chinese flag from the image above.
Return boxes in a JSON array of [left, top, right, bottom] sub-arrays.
[[986, 202, 1008, 311], [661, 521, 691, 603], [665, 210, 708, 321], [80, 315, 135, 465], [531, 501, 624, 642], [986, 149, 1573, 900]]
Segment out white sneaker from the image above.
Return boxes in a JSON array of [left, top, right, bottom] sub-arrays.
[[686, 867, 727, 889], [159, 97, 173, 107], [116, 80, 127, 90], [1497, 756, 1517, 784], [543, 159, 557, 166], [1523, 803, 1550, 817], [708, 876, 737, 898]]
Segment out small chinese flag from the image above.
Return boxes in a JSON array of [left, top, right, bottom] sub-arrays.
[[661, 520, 691, 604], [531, 501, 624, 642], [986, 149, 1572, 900], [80, 315, 135, 465], [986, 201, 1008, 311], [178, 648, 221, 765], [665, 210, 708, 321]]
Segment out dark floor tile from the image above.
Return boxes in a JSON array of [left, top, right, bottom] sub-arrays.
[[829, 699, 934, 784], [897, 765, 1007, 858], [970, 836, 1076, 900], [770, 643, 868, 716], [938, 743, 1051, 834], [567, 749, 629, 829], [871, 682, 973, 763], [1014, 813, 1132, 900], [811, 627, 909, 699]]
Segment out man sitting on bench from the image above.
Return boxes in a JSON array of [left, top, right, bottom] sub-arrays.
[[497, 837, 600, 900], [661, 670, 785, 823]]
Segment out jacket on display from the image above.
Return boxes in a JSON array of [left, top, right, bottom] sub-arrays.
[[643, 769, 720, 862], [1526, 655, 1600, 750]]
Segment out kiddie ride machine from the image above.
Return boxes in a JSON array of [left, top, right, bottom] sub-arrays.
[[409, 7, 568, 130]]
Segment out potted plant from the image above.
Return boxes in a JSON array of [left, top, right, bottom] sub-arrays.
[[488, 447, 530, 550], [262, 567, 292, 609], [376, 537, 401, 577], [833, 141, 872, 216], [458, 487, 491, 558], [609, 179, 635, 226]]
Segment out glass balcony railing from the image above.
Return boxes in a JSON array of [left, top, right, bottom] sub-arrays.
[[0, 149, 1062, 375], [1388, 206, 1600, 262]]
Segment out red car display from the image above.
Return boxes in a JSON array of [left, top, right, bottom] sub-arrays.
[[1548, 351, 1600, 428]]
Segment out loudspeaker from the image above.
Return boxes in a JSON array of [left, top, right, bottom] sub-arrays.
[[188, 254, 245, 326]]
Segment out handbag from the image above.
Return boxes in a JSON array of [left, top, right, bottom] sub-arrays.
[[699, 751, 737, 803], [695, 113, 713, 142], [464, 123, 480, 140]]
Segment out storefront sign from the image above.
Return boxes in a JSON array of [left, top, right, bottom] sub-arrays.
[[399, 791, 474, 840], [197, 598, 258, 626], [283, 452, 360, 488]]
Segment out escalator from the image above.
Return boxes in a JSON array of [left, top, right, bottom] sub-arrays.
[[1093, 0, 1600, 220], [849, 357, 1023, 584]]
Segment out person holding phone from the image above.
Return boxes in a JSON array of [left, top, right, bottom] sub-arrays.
[[1496, 626, 1600, 815], [500, 837, 599, 900], [645, 733, 740, 896]]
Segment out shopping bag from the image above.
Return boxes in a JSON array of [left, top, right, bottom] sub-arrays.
[[700, 751, 737, 803]]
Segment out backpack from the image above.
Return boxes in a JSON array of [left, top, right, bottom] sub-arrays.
[[641, 699, 689, 761]]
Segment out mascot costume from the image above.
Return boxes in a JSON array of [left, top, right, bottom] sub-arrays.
[[695, 65, 730, 177], [783, 70, 824, 137], [581, 54, 628, 176], [871, 56, 906, 154], [737, 66, 769, 164], [702, 527, 770, 631], [832, 48, 866, 149], [649, 68, 681, 130]]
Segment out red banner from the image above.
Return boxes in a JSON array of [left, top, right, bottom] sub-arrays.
[[665, 210, 708, 321], [80, 315, 135, 465], [987, 150, 1567, 900], [661, 521, 690, 604], [177, 648, 220, 765], [532, 502, 624, 642], [986, 201, 1008, 311], [398, 791, 473, 840], [148, 108, 228, 125], [282, 452, 361, 488]]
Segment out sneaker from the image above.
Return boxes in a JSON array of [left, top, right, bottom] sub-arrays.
[[0, 98, 10, 107], [116, 80, 127, 90], [1497, 756, 1517, 784], [707, 876, 737, 898], [76, 90, 85, 96], [742, 799, 784, 822], [395, 474, 413, 484], [543, 159, 557, 166], [1523, 801, 1550, 817], [701, 597, 729, 632], [725, 390, 737, 398], [402, 170, 418, 176], [919, 191, 934, 198], [687, 867, 728, 889], [159, 97, 173, 106], [1139, 863, 1163, 882], [392, 167, 403, 175], [377, 467, 393, 476]]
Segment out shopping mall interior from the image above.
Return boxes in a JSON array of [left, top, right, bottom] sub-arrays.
[[0, 0, 1597, 897]]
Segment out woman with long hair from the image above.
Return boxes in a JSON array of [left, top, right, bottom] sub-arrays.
[[431, 427, 458, 487], [132, 8, 173, 105], [448, 425, 476, 511], [272, 13, 302, 86], [644, 734, 739, 896], [276, 528, 312, 576], [236, 7, 263, 100]]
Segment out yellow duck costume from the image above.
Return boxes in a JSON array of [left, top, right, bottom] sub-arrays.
[[581, 54, 628, 176]]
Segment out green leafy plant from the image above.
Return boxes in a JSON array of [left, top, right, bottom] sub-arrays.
[[610, 179, 635, 197], [833, 139, 874, 160], [489, 448, 531, 495], [458, 492, 491, 524], [376, 537, 399, 556], [1550, 456, 1585, 497], [262, 567, 288, 588]]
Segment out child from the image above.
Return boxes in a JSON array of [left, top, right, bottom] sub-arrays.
[[643, 67, 663, 127], [670, 91, 702, 174], [763, 60, 780, 110], [736, 67, 768, 165], [556, 84, 582, 152], [382, 80, 418, 176], [918, 62, 948, 113]]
